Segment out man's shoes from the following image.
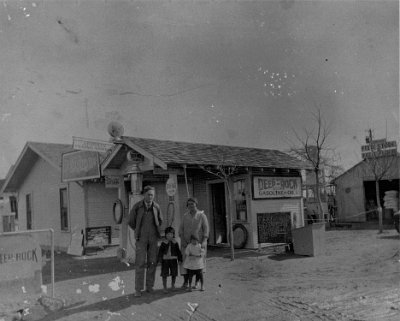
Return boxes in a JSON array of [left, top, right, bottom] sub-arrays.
[[181, 283, 188, 289], [192, 282, 199, 289], [134, 292, 142, 297], [146, 287, 154, 293]]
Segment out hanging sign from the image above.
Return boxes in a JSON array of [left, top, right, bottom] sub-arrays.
[[62, 150, 100, 182], [73, 136, 114, 153]]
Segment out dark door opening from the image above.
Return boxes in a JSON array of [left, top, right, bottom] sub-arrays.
[[210, 182, 227, 244]]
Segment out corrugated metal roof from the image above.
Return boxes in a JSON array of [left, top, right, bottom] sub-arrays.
[[123, 136, 309, 169]]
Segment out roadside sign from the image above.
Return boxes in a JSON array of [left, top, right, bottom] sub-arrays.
[[73, 136, 114, 153], [62, 150, 101, 182], [361, 140, 397, 159]]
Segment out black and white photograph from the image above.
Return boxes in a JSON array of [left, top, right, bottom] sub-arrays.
[[0, 1, 398, 320]]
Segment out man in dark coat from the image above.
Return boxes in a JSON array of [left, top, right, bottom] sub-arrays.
[[129, 185, 163, 297]]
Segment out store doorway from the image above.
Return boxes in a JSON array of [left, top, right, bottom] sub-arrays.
[[210, 182, 227, 244]]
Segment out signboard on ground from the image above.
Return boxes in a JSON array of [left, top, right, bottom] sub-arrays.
[[73, 136, 114, 153], [85, 226, 111, 247], [361, 140, 397, 159], [257, 212, 292, 243], [252, 176, 301, 199], [62, 150, 101, 182], [0, 233, 42, 295]]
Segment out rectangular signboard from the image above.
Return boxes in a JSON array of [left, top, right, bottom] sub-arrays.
[[85, 226, 111, 247], [73, 136, 114, 153], [62, 150, 101, 182], [105, 176, 120, 188], [252, 176, 302, 199], [361, 140, 397, 159]]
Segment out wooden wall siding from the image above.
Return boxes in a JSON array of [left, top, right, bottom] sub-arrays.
[[17, 158, 72, 250], [86, 182, 119, 241], [335, 165, 367, 222]]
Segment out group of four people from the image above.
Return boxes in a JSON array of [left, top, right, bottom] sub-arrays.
[[128, 185, 209, 297]]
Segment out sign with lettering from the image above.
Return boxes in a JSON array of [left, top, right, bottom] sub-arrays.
[[257, 212, 292, 243], [0, 234, 42, 294], [252, 176, 301, 199], [73, 136, 114, 153], [361, 140, 397, 159], [85, 226, 111, 247], [105, 176, 120, 188], [62, 150, 101, 182]]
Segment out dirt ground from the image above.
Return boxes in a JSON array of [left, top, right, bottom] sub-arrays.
[[1, 228, 399, 321]]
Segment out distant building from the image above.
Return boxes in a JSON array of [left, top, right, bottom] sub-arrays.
[[333, 155, 399, 223]]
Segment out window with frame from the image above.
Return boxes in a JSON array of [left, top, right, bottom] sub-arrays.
[[2, 215, 15, 232], [9, 196, 18, 219], [233, 179, 247, 221], [60, 188, 69, 231], [26, 194, 32, 230]]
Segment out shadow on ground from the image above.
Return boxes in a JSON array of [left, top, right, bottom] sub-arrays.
[[379, 234, 400, 240], [42, 253, 133, 284], [36, 289, 188, 321], [268, 253, 310, 261]]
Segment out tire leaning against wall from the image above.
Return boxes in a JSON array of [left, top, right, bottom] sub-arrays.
[[233, 223, 248, 249]]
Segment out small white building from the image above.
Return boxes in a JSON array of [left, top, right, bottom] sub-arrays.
[[0, 142, 119, 251]]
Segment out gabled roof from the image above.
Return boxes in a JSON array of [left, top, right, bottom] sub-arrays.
[[118, 136, 310, 169], [333, 154, 400, 183], [1, 142, 74, 193]]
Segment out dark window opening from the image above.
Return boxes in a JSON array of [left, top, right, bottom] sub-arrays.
[[26, 194, 32, 230], [60, 188, 69, 231]]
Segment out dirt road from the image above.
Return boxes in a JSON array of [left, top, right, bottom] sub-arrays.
[[2, 228, 399, 321]]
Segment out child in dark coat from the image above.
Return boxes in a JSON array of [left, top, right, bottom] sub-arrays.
[[157, 226, 183, 293]]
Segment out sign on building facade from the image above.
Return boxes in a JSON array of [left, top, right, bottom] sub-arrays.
[[73, 136, 114, 153], [252, 176, 302, 199]]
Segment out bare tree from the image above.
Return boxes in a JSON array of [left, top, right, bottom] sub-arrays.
[[201, 163, 237, 261], [289, 108, 333, 221], [361, 131, 398, 233]]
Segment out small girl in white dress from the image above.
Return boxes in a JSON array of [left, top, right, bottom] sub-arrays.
[[183, 234, 205, 291]]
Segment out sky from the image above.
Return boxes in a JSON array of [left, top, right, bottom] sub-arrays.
[[0, 0, 398, 178]]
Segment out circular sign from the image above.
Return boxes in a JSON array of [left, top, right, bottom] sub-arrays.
[[166, 177, 177, 196]]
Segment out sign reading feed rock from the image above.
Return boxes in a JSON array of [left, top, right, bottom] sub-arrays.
[[253, 176, 301, 199], [0, 234, 42, 294]]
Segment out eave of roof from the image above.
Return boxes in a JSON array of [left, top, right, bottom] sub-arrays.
[[119, 136, 311, 170], [0, 142, 74, 193]]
